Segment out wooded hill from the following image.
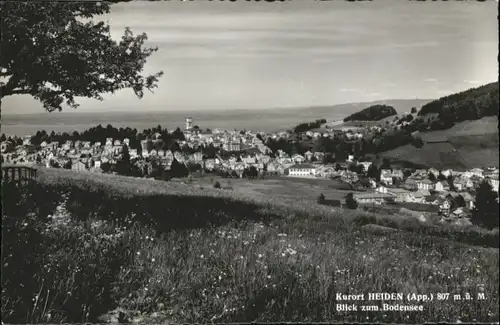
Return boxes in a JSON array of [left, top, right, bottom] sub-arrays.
[[418, 82, 499, 121], [343, 105, 397, 122]]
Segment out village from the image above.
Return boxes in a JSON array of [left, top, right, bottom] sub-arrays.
[[1, 116, 499, 226]]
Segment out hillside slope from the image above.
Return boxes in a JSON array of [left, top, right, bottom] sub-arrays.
[[418, 82, 499, 121], [304, 99, 431, 121], [3, 169, 498, 324], [381, 117, 499, 169]]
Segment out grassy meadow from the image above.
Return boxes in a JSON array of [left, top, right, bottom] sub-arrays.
[[2, 167, 499, 323], [381, 116, 499, 169]]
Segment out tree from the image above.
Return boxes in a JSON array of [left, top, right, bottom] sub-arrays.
[[49, 160, 60, 168], [101, 162, 111, 173], [213, 181, 221, 189], [172, 128, 185, 141], [0, 2, 163, 112], [348, 163, 358, 173], [345, 192, 358, 209], [170, 159, 189, 178], [411, 136, 424, 148], [380, 158, 391, 170], [245, 166, 258, 179], [317, 193, 326, 204], [367, 164, 379, 180], [411, 107, 417, 114], [447, 175, 456, 191], [471, 180, 499, 229], [0, 133, 6, 142], [428, 172, 436, 182], [437, 172, 446, 181], [63, 160, 72, 169], [116, 144, 131, 175]]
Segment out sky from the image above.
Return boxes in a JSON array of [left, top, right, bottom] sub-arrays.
[[2, 0, 498, 115]]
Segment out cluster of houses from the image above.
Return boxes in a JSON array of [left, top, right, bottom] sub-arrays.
[[2, 116, 498, 222], [352, 166, 499, 220]]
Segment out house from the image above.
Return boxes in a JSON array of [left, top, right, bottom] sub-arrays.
[[62, 141, 73, 151], [376, 186, 388, 194], [403, 178, 418, 190], [439, 198, 452, 213], [424, 195, 440, 205], [192, 151, 203, 163], [105, 138, 113, 147], [461, 192, 475, 210], [455, 176, 474, 189], [174, 152, 185, 163], [352, 192, 394, 205], [266, 162, 281, 175], [413, 169, 428, 177], [434, 181, 449, 192], [387, 188, 412, 202], [358, 161, 373, 171], [442, 169, 453, 177], [149, 149, 158, 156], [288, 164, 317, 178], [71, 161, 87, 172], [313, 152, 324, 161], [380, 169, 393, 185], [452, 179, 464, 191], [304, 151, 313, 161], [20, 136, 31, 147], [487, 175, 499, 192], [391, 169, 404, 180], [1, 140, 15, 153], [317, 166, 337, 178], [428, 168, 440, 177], [469, 175, 483, 187], [417, 179, 434, 191], [292, 154, 305, 164], [341, 171, 359, 184], [405, 191, 427, 203], [129, 149, 138, 159], [470, 168, 484, 178]]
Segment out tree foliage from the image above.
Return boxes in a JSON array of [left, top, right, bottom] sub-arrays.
[[418, 82, 499, 121], [345, 192, 358, 209], [343, 105, 397, 122], [0, 1, 163, 112], [471, 180, 499, 229], [292, 119, 327, 134], [170, 159, 189, 178]]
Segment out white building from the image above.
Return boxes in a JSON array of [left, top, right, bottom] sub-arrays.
[[380, 169, 393, 185], [288, 164, 317, 178]]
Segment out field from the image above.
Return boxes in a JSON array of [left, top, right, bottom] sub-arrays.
[[381, 117, 499, 169], [380, 142, 469, 170], [2, 167, 499, 324], [420, 116, 498, 142], [189, 174, 354, 202]]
